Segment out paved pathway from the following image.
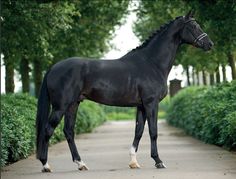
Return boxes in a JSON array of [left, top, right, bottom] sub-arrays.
[[2, 121, 236, 179]]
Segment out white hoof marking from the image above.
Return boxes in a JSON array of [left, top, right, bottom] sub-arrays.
[[129, 161, 141, 169], [129, 146, 141, 169], [75, 160, 89, 171], [42, 162, 52, 172]]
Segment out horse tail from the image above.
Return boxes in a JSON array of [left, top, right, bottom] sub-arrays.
[[36, 70, 50, 159]]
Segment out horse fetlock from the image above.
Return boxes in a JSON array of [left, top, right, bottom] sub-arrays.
[[129, 145, 137, 155], [152, 156, 162, 164]]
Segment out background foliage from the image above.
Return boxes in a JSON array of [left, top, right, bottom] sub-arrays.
[[1, 0, 130, 95], [102, 105, 135, 120], [1, 94, 105, 167], [134, 0, 236, 85], [166, 81, 236, 150], [101, 96, 169, 121]]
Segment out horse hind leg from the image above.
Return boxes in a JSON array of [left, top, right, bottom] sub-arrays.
[[129, 106, 146, 169], [40, 109, 64, 172], [64, 102, 89, 171]]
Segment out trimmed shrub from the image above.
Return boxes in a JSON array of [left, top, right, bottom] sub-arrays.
[[159, 95, 170, 119], [101, 105, 135, 120], [106, 111, 135, 120], [1, 94, 37, 166], [101, 96, 170, 121], [75, 101, 106, 134], [167, 81, 236, 150], [218, 112, 236, 149], [1, 94, 105, 166]]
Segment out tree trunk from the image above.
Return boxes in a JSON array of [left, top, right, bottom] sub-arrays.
[[5, 59, 15, 93], [222, 65, 227, 82], [33, 59, 42, 97], [196, 70, 200, 86], [20, 58, 30, 93], [228, 52, 236, 80], [186, 66, 191, 86], [216, 66, 221, 84], [192, 68, 195, 85], [210, 73, 215, 86], [202, 70, 207, 85]]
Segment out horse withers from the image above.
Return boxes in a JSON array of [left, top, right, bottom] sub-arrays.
[[36, 11, 213, 172]]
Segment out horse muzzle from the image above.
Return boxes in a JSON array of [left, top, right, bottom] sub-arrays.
[[203, 40, 214, 51]]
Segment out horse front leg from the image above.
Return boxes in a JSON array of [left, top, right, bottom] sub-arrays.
[[145, 100, 166, 169], [129, 106, 146, 169]]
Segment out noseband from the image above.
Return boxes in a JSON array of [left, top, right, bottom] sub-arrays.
[[184, 19, 208, 45], [193, 33, 207, 44]]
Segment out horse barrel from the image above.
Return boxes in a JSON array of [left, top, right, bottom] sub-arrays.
[[169, 79, 182, 97]]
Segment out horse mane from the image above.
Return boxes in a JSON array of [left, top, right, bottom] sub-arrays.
[[131, 16, 183, 52]]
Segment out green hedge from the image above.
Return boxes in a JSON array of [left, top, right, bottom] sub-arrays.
[[1, 93, 105, 166], [159, 95, 170, 119], [101, 95, 170, 121], [101, 105, 135, 120], [167, 81, 236, 150]]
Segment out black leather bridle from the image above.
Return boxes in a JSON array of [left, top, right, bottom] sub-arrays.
[[184, 18, 208, 45]]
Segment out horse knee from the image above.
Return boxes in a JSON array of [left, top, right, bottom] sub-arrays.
[[40, 158, 47, 165]]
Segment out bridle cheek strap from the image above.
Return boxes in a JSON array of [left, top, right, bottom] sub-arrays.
[[184, 18, 208, 45]]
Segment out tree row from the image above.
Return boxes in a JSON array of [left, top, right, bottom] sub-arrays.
[[133, 0, 236, 85], [1, 0, 130, 95]]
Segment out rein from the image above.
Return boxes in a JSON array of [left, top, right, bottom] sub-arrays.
[[184, 18, 208, 45]]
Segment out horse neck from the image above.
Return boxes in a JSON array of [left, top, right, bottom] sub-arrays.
[[143, 23, 182, 78]]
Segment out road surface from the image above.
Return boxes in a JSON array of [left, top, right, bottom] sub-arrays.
[[2, 121, 236, 179]]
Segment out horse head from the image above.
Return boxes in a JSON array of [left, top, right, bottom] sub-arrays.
[[180, 10, 214, 51]]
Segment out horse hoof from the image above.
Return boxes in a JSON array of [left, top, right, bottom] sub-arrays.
[[129, 162, 141, 169], [41, 163, 52, 173], [78, 165, 89, 171], [76, 160, 89, 171], [42, 167, 52, 173], [155, 162, 167, 169]]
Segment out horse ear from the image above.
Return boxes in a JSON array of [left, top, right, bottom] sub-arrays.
[[186, 10, 194, 19]]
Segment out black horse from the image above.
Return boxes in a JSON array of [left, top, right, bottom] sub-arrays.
[[36, 11, 213, 172]]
